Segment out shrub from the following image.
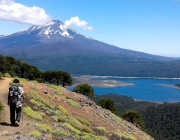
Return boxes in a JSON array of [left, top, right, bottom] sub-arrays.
[[29, 130, 41, 137], [34, 123, 52, 132], [30, 99, 45, 107], [23, 106, 43, 121], [57, 116, 66, 123], [0, 72, 3, 79], [96, 126, 106, 132], [58, 105, 69, 116], [47, 94, 54, 100], [29, 92, 54, 109], [55, 90, 61, 95], [4, 73, 11, 78], [0, 101, 4, 114], [64, 123, 81, 134], [36, 78, 44, 83], [51, 129, 70, 136], [66, 99, 78, 108], [30, 85, 38, 90], [74, 116, 91, 126]]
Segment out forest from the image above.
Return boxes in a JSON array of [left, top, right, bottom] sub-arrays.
[[0, 54, 72, 86], [96, 93, 180, 140]]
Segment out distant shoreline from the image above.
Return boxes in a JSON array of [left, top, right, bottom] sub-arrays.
[[71, 75, 134, 88]]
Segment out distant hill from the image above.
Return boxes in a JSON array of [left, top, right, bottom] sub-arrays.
[[1, 20, 180, 77]]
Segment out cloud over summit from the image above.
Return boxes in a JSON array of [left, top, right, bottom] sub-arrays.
[[60, 17, 93, 32], [0, 0, 52, 25]]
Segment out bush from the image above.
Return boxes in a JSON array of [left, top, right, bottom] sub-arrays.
[[23, 106, 43, 121], [66, 99, 78, 108], [36, 78, 44, 83], [4, 73, 11, 78], [34, 123, 52, 132], [0, 72, 3, 79], [29, 130, 41, 137], [0, 101, 4, 114], [58, 105, 69, 116]]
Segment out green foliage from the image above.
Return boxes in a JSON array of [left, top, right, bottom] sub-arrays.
[[34, 123, 52, 132], [121, 110, 145, 131], [139, 103, 180, 140], [109, 130, 137, 140], [4, 73, 11, 78], [0, 72, 3, 79], [23, 106, 43, 121], [51, 129, 70, 136], [43, 71, 72, 87], [30, 85, 38, 90], [64, 123, 81, 134], [95, 93, 157, 115], [30, 99, 45, 107], [98, 98, 118, 115], [29, 130, 41, 137], [57, 116, 66, 123], [0, 101, 4, 114], [66, 98, 78, 108], [36, 78, 44, 83], [29, 91, 55, 109], [73, 83, 95, 99], [57, 105, 69, 116], [96, 126, 106, 132], [74, 116, 91, 126]]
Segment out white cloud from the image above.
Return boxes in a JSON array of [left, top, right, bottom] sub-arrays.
[[0, 0, 52, 25], [60, 16, 93, 32]]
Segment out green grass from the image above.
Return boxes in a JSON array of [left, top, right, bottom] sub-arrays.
[[0, 101, 4, 114], [34, 123, 52, 132], [55, 90, 61, 95], [30, 99, 45, 107], [23, 106, 43, 121], [109, 130, 137, 140], [51, 129, 70, 136], [29, 91, 55, 109], [29, 130, 41, 137], [96, 126, 106, 132], [57, 105, 69, 116], [74, 116, 91, 126], [66, 99, 78, 108], [64, 123, 81, 134], [80, 132, 108, 140], [4, 73, 11, 78], [57, 116, 66, 123], [30, 85, 38, 90], [47, 94, 54, 100]]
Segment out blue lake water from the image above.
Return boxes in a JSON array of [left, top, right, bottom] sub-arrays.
[[68, 77, 180, 103], [91, 77, 180, 103]]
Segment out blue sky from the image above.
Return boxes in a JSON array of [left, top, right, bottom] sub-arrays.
[[0, 0, 180, 57]]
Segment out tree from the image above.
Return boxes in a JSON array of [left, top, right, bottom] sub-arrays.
[[98, 98, 118, 115], [61, 72, 73, 87], [73, 83, 95, 99], [121, 110, 145, 131]]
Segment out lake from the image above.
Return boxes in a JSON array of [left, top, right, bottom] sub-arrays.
[[91, 77, 180, 103], [68, 77, 180, 103]]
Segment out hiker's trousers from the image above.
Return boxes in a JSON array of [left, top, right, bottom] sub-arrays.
[[9, 104, 21, 125]]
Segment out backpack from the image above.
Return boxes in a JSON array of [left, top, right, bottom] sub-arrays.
[[9, 86, 23, 107]]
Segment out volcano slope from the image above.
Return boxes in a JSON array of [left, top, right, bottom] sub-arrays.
[[0, 78, 154, 140]]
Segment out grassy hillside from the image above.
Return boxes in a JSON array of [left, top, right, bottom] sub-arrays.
[[0, 78, 154, 140]]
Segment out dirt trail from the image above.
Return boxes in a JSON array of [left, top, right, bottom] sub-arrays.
[[0, 78, 31, 139]]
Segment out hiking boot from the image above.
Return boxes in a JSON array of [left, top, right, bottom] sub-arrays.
[[15, 121, 19, 126]]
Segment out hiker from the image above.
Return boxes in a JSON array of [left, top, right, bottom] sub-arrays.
[[7, 79, 24, 126]]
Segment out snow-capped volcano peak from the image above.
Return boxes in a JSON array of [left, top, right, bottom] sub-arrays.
[[0, 20, 93, 47]]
